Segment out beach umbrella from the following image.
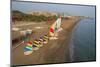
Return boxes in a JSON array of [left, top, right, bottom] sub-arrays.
[[27, 41, 32, 45], [25, 45, 33, 51], [42, 38, 48, 44], [43, 35, 49, 39], [24, 46, 33, 55], [32, 44, 39, 50], [33, 40, 43, 47], [24, 46, 32, 51], [24, 41, 33, 55]]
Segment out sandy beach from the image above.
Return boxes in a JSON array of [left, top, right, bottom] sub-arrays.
[[11, 16, 81, 65]]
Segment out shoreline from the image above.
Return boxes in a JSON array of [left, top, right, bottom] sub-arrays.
[[61, 17, 81, 62], [69, 18, 96, 62]]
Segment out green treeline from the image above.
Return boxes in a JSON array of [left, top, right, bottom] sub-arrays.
[[12, 10, 58, 22]]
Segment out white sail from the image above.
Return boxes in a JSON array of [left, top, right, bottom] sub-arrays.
[[56, 17, 61, 30]]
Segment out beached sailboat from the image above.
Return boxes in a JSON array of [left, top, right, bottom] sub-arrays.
[[49, 17, 63, 40]]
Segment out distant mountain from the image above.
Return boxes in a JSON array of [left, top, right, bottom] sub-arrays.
[[12, 10, 58, 22], [12, 10, 26, 21], [12, 10, 26, 15]]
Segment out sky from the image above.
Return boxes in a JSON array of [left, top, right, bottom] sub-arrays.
[[12, 1, 96, 18]]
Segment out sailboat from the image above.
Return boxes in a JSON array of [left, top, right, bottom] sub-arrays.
[[49, 17, 63, 40]]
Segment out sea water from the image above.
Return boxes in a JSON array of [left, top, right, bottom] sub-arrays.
[[70, 18, 96, 62]]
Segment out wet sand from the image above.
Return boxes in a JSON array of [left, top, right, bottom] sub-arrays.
[[11, 16, 81, 65]]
